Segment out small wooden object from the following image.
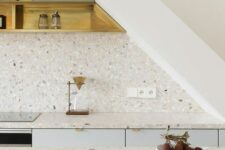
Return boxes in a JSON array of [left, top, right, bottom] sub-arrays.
[[66, 110, 89, 115]]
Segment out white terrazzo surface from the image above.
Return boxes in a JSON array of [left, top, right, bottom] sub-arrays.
[[0, 33, 202, 113], [0, 148, 163, 150], [0, 112, 224, 129], [0, 148, 223, 150]]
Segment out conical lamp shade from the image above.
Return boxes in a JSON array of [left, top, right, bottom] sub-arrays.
[[73, 76, 86, 90]]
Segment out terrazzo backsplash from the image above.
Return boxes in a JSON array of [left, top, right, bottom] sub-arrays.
[[0, 32, 203, 112]]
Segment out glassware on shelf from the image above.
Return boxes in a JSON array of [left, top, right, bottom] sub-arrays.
[[51, 11, 61, 29], [38, 14, 48, 29]]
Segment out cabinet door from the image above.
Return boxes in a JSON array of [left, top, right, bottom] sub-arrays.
[[126, 129, 165, 147], [126, 129, 218, 147], [191, 130, 218, 147], [33, 129, 125, 148], [219, 130, 225, 147], [171, 129, 218, 147]]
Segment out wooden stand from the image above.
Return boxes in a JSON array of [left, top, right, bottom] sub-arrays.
[[66, 110, 89, 115]]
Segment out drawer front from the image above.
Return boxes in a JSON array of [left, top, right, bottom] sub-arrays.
[[33, 129, 125, 148], [126, 129, 218, 147], [219, 130, 225, 147], [126, 129, 165, 147], [171, 129, 218, 147]]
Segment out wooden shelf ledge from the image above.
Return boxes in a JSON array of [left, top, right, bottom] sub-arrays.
[[0, 2, 125, 32], [0, 29, 123, 32]]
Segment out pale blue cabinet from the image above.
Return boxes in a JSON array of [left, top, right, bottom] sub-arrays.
[[32, 128, 219, 148], [171, 129, 218, 147], [33, 129, 125, 148], [126, 129, 218, 147], [126, 129, 165, 147], [219, 130, 225, 146]]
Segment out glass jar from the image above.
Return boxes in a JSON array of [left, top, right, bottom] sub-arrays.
[[38, 14, 48, 29], [51, 11, 61, 29]]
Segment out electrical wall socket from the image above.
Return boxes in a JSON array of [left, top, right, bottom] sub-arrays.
[[127, 87, 156, 98], [137, 88, 156, 98]]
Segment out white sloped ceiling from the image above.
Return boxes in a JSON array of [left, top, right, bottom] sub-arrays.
[[96, 0, 225, 121], [161, 0, 225, 62]]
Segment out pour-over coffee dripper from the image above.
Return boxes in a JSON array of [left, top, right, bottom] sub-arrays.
[[66, 76, 89, 115], [73, 76, 86, 90]]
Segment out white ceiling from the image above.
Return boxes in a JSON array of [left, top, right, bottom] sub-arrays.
[[96, 0, 225, 121], [161, 0, 225, 61]]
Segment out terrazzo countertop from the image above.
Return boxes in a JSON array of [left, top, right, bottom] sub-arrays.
[[0, 148, 163, 150], [0, 112, 224, 129], [0, 148, 223, 150]]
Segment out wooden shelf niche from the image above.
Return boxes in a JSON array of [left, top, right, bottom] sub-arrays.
[[0, 2, 125, 32], [0, 3, 13, 29]]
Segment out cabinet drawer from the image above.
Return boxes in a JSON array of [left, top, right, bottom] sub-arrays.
[[171, 129, 218, 147], [33, 129, 125, 148], [219, 130, 225, 147], [126, 129, 218, 147], [126, 129, 165, 147]]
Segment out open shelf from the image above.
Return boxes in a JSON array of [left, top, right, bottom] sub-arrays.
[[0, 2, 125, 32], [0, 3, 13, 29]]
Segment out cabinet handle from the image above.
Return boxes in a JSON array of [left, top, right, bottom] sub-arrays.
[[131, 129, 141, 132], [75, 128, 84, 132]]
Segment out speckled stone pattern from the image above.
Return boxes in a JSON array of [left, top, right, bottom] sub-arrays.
[[0, 112, 223, 129], [0, 33, 203, 112], [0, 148, 221, 150], [0, 148, 156, 150]]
